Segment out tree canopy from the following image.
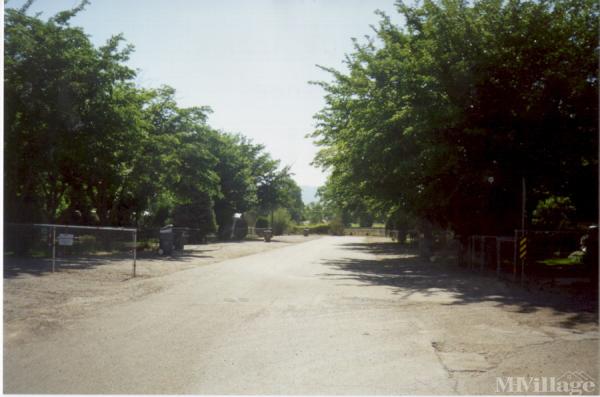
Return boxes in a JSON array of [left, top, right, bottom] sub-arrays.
[[4, 2, 304, 237], [311, 0, 598, 235]]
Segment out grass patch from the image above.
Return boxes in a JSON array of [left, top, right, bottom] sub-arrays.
[[538, 257, 582, 266]]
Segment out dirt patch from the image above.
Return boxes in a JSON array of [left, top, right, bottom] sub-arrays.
[[4, 235, 320, 345]]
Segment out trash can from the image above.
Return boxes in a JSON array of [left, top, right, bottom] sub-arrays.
[[159, 225, 174, 255], [173, 227, 189, 250], [303, 228, 309, 237], [264, 228, 273, 242]]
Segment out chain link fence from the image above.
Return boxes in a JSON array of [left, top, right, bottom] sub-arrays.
[[4, 223, 138, 277], [516, 229, 593, 283], [459, 229, 596, 286], [384, 227, 596, 289], [463, 235, 517, 278], [344, 227, 387, 237], [248, 227, 269, 238]]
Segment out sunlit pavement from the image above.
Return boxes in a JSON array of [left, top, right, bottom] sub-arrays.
[[4, 236, 598, 394]]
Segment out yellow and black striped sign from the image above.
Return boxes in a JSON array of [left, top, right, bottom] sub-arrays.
[[519, 236, 527, 260]]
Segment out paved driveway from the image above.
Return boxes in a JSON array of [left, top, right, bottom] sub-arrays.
[[4, 236, 598, 394]]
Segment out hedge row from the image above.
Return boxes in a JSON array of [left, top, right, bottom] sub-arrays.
[[291, 224, 331, 235]]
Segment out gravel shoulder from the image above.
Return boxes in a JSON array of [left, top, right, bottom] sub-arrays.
[[4, 235, 320, 346]]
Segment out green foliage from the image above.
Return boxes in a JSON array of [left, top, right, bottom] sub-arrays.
[[311, 0, 598, 235], [532, 196, 576, 230], [328, 216, 346, 236], [386, 207, 418, 232], [257, 166, 304, 222], [296, 223, 331, 235], [209, 134, 304, 236], [210, 133, 259, 236], [172, 193, 217, 238], [303, 202, 326, 224], [316, 183, 381, 228], [4, 3, 139, 223], [138, 86, 220, 229], [255, 217, 270, 229], [358, 212, 374, 228], [277, 175, 304, 222], [271, 208, 292, 235], [4, 4, 306, 240], [540, 255, 582, 266]]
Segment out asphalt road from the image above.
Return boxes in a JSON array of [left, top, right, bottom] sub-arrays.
[[4, 236, 599, 394]]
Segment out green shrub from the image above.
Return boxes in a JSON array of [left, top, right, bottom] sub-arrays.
[[329, 217, 345, 235], [532, 196, 576, 230], [172, 195, 217, 238], [255, 217, 269, 229], [272, 208, 292, 235], [291, 223, 330, 235]]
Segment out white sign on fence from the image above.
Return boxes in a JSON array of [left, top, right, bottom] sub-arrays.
[[57, 233, 74, 246]]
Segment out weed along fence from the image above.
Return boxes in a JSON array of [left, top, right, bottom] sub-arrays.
[[462, 229, 593, 286], [4, 223, 138, 277]]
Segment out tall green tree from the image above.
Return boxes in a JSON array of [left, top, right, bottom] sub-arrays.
[[4, 1, 307, 240], [141, 86, 219, 234], [257, 166, 304, 225], [209, 133, 259, 238], [312, 0, 598, 235], [4, 1, 142, 224]]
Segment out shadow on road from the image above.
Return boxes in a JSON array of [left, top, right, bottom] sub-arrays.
[[3, 248, 213, 278], [320, 241, 598, 328]]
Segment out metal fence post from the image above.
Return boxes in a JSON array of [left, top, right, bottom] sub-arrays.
[[133, 230, 137, 278], [513, 230, 518, 281], [51, 226, 56, 272], [520, 231, 526, 285]]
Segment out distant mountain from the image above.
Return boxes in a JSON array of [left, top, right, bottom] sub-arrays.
[[300, 185, 319, 204]]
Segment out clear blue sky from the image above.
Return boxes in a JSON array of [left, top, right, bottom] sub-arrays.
[[10, 0, 402, 187]]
